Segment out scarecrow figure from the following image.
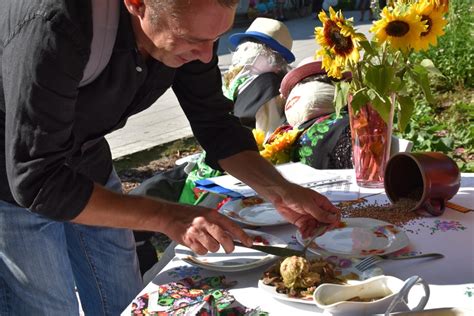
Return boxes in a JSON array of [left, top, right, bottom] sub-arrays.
[[279, 57, 353, 169], [223, 17, 294, 137]]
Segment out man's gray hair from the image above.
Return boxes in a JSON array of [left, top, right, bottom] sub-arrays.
[[145, 0, 239, 22]]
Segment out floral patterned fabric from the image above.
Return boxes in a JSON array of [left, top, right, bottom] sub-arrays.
[[295, 112, 352, 169], [131, 275, 267, 316]]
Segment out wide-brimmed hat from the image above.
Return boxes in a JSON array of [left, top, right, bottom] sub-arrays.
[[280, 56, 351, 98], [280, 57, 326, 98], [229, 18, 295, 63]]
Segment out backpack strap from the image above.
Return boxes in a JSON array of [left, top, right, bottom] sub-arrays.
[[79, 0, 120, 87]]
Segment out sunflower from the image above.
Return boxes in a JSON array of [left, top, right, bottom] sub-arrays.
[[252, 129, 265, 151], [412, 1, 448, 51], [370, 6, 427, 52], [316, 48, 345, 79], [431, 0, 449, 14], [315, 7, 365, 75], [259, 127, 300, 164]]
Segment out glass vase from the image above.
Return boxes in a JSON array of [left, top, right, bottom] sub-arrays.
[[348, 95, 394, 188]]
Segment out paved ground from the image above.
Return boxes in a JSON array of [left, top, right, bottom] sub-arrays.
[[106, 12, 372, 159]]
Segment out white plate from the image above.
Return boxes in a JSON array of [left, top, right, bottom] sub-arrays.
[[296, 218, 409, 258], [175, 229, 286, 272], [218, 198, 288, 226], [258, 258, 384, 305]]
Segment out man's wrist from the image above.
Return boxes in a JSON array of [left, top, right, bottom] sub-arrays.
[[134, 197, 171, 233]]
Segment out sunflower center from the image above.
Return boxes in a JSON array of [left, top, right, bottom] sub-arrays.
[[421, 15, 432, 36], [325, 21, 354, 55], [385, 20, 410, 37]]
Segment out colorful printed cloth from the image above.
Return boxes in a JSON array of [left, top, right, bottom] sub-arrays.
[[131, 275, 267, 316]]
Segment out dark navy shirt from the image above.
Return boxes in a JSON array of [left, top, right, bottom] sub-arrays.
[[0, 0, 257, 220]]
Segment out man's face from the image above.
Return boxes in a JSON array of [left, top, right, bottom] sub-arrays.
[[130, 0, 236, 68]]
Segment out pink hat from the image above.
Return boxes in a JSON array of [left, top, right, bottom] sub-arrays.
[[280, 57, 325, 99], [280, 57, 352, 98]]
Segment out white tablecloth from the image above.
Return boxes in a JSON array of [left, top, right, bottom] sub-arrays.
[[122, 171, 474, 315]]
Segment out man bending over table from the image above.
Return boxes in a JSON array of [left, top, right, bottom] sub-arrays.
[[0, 0, 340, 314]]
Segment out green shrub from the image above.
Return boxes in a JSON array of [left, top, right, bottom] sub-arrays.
[[397, 90, 474, 172], [400, 0, 474, 172]]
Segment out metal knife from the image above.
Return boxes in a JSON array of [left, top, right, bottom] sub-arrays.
[[233, 241, 304, 257]]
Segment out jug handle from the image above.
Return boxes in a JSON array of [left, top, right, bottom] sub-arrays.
[[424, 199, 445, 216], [422, 179, 445, 216], [384, 275, 430, 316]]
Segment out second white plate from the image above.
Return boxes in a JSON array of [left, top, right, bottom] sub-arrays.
[[296, 218, 410, 258], [218, 198, 288, 226], [175, 229, 286, 272]]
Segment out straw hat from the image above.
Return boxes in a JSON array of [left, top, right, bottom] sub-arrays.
[[229, 18, 295, 63]]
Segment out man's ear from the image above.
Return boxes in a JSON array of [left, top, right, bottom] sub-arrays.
[[124, 0, 145, 18]]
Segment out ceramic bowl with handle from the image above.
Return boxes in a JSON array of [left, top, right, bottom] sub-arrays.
[[313, 275, 429, 315]]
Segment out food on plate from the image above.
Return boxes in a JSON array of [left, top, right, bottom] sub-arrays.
[[280, 256, 320, 289], [261, 256, 345, 300], [241, 196, 265, 207]]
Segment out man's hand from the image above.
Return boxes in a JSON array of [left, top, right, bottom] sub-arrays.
[[73, 184, 253, 256], [160, 204, 254, 255], [269, 182, 341, 238], [218, 151, 341, 239]]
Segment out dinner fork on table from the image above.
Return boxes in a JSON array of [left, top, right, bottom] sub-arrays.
[[354, 253, 444, 273]]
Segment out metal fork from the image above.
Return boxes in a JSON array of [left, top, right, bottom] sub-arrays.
[[354, 253, 444, 272]]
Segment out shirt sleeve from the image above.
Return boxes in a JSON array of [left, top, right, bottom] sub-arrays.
[[172, 42, 258, 171], [2, 15, 94, 220]]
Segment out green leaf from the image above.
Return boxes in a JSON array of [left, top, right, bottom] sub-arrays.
[[389, 76, 402, 92], [350, 88, 370, 114], [365, 65, 395, 95], [463, 161, 474, 173], [396, 95, 415, 132], [420, 59, 444, 77], [366, 89, 392, 124], [440, 137, 454, 149], [334, 81, 350, 116], [409, 67, 435, 104], [431, 138, 452, 152], [359, 40, 376, 56]]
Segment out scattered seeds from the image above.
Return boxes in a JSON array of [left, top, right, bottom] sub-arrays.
[[338, 197, 423, 227]]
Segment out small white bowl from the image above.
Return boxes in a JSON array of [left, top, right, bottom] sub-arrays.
[[313, 275, 429, 315]]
